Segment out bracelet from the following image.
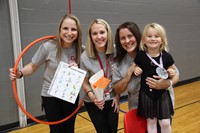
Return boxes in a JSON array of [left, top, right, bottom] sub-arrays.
[[166, 79, 172, 90], [19, 70, 23, 79], [86, 89, 94, 97]]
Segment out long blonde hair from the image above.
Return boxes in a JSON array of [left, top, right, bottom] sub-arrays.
[[56, 14, 82, 64]]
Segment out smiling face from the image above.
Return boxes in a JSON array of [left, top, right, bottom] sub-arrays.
[[119, 28, 137, 56], [90, 23, 108, 52], [60, 18, 78, 48], [143, 27, 163, 52]]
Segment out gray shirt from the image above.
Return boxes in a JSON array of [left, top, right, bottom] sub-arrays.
[[32, 39, 76, 97], [80, 50, 116, 102], [112, 53, 140, 110]]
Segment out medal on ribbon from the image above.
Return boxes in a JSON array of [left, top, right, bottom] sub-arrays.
[[156, 67, 168, 79], [146, 52, 168, 79]]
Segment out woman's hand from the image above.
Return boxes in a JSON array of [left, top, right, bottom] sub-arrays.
[[146, 75, 169, 90], [93, 98, 105, 110], [9, 62, 39, 80], [69, 62, 78, 68], [146, 65, 179, 90], [112, 95, 120, 113], [9, 68, 22, 80]]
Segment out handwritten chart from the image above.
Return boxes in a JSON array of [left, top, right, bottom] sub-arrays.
[[48, 62, 86, 104]]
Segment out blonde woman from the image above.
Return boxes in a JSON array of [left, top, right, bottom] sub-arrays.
[[9, 14, 82, 133], [80, 19, 119, 133]]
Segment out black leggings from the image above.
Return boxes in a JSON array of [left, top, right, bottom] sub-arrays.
[[84, 100, 119, 133], [42, 96, 79, 133]]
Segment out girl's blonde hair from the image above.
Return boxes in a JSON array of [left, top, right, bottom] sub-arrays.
[[86, 19, 113, 59], [140, 23, 169, 52], [57, 14, 82, 64]]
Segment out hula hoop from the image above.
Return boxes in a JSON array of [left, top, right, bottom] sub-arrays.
[[12, 35, 84, 125]]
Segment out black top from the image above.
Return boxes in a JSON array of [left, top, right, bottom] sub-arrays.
[[134, 50, 174, 99]]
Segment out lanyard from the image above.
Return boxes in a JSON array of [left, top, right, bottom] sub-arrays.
[[146, 52, 168, 79], [146, 52, 164, 69], [97, 54, 109, 78]]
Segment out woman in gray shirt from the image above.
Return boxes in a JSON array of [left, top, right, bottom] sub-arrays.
[[9, 14, 82, 133], [80, 19, 119, 133], [112, 22, 179, 110]]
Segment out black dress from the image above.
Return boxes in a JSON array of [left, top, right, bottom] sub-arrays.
[[134, 51, 174, 119]]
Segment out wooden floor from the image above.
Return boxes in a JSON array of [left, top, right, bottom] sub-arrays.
[[8, 81, 200, 133]]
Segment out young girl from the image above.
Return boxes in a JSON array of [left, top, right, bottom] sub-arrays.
[[134, 23, 177, 133]]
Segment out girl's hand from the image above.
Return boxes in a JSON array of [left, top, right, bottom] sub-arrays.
[[94, 98, 105, 110], [167, 64, 177, 78], [134, 66, 143, 76], [112, 95, 120, 113], [167, 68, 176, 78]]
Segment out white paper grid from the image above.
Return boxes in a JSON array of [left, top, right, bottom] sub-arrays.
[[48, 61, 86, 104]]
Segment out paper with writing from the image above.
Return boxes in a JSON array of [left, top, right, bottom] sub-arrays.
[[48, 61, 86, 104]]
